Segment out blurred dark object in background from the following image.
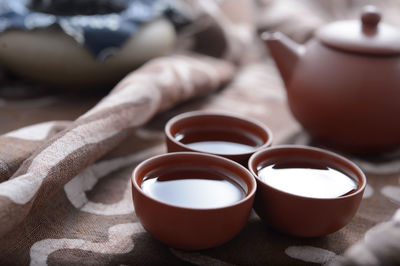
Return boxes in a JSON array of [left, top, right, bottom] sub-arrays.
[[30, 0, 127, 16]]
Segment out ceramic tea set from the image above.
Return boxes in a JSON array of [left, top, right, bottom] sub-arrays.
[[263, 5, 400, 153], [130, 6, 398, 250], [132, 111, 366, 250]]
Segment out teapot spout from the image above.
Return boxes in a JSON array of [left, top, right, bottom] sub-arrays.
[[262, 32, 305, 87]]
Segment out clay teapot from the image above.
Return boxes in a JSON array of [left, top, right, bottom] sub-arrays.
[[263, 5, 400, 153]]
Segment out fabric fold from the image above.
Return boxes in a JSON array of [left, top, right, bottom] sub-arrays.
[[0, 53, 235, 237], [0, 121, 72, 182]]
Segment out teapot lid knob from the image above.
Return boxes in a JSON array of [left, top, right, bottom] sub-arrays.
[[361, 5, 381, 28], [317, 4, 400, 55]]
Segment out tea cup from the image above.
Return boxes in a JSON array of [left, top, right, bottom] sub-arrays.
[[248, 145, 366, 237], [165, 111, 273, 165], [132, 152, 257, 249]]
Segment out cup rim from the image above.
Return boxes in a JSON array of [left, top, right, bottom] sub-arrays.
[[248, 145, 367, 200], [165, 110, 273, 157], [132, 151, 257, 211]]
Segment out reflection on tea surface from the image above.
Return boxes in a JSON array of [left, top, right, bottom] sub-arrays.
[[186, 141, 255, 154], [174, 127, 261, 155], [258, 165, 357, 198], [142, 168, 246, 208]]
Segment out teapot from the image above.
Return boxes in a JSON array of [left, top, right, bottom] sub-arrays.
[[263, 6, 400, 153]]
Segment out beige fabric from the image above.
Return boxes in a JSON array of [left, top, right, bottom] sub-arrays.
[[0, 54, 234, 237]]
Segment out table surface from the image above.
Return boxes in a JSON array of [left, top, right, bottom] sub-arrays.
[[0, 60, 399, 265]]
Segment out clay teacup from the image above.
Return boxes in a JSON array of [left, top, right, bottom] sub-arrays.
[[132, 152, 256, 250], [165, 111, 273, 165], [248, 145, 366, 237]]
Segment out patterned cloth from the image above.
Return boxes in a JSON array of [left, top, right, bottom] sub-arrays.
[[0, 0, 184, 58], [0, 0, 399, 265]]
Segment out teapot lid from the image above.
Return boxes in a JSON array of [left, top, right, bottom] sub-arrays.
[[316, 5, 400, 55]]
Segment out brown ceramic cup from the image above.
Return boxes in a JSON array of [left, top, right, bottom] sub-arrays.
[[248, 145, 366, 237], [132, 152, 256, 250], [165, 111, 273, 165]]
